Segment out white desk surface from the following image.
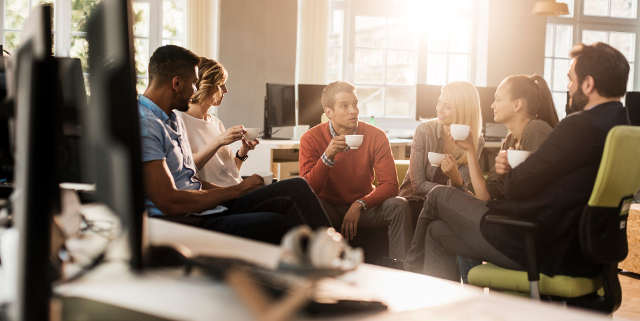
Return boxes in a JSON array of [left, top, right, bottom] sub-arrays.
[[56, 217, 618, 321]]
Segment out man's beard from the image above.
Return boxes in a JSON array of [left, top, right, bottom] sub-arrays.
[[567, 86, 589, 115], [175, 96, 190, 112]]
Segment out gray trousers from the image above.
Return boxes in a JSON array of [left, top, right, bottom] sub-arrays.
[[405, 185, 521, 281], [320, 197, 413, 260]]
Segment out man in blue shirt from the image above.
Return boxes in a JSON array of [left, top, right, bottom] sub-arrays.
[[139, 45, 332, 244]]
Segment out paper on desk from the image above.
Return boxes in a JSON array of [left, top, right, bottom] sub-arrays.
[[190, 205, 228, 216]]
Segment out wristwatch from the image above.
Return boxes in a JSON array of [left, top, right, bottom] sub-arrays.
[[355, 199, 367, 211], [235, 150, 248, 161]]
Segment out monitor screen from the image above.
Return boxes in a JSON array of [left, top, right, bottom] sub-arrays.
[[264, 83, 295, 139], [415, 84, 441, 120], [86, 0, 145, 270], [476, 86, 496, 126], [298, 84, 325, 128]]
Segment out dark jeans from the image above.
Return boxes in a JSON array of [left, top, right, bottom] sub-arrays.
[[162, 178, 333, 244]]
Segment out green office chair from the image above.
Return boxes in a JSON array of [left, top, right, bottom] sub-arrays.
[[468, 125, 640, 313]]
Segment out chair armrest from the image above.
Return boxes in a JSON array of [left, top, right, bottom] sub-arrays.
[[483, 215, 540, 284]]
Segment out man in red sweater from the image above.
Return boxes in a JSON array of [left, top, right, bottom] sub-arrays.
[[299, 81, 412, 261]]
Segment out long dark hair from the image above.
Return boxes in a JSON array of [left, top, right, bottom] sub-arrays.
[[504, 74, 559, 128]]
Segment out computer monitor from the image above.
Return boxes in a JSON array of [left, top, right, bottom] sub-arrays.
[[55, 58, 88, 183], [85, 0, 145, 270], [263, 83, 295, 139], [11, 4, 57, 321], [415, 84, 441, 120], [625, 91, 640, 126], [298, 83, 325, 128]]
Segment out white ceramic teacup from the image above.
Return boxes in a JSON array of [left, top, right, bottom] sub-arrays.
[[345, 134, 364, 149], [258, 171, 273, 185], [244, 127, 260, 141], [507, 150, 531, 168], [450, 124, 470, 141], [428, 152, 446, 167]]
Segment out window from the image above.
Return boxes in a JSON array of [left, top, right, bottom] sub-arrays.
[[0, 0, 186, 93], [544, 0, 640, 118], [328, 0, 482, 119]]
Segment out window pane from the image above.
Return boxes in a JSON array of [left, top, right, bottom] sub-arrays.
[[327, 47, 342, 82], [385, 86, 415, 117], [5, 0, 29, 29], [427, 29, 448, 52], [137, 77, 148, 95], [329, 9, 344, 48], [354, 48, 385, 84], [3, 31, 20, 54], [135, 38, 150, 79], [584, 0, 610, 16], [609, 32, 635, 62], [554, 24, 573, 58], [162, 39, 184, 47], [553, 59, 570, 92], [356, 87, 385, 116], [611, 0, 637, 18], [449, 20, 471, 53], [355, 16, 385, 48], [163, 0, 186, 39], [544, 58, 553, 85], [386, 50, 417, 85], [386, 18, 416, 50], [448, 54, 469, 82], [545, 24, 554, 57], [132, 2, 150, 37], [427, 53, 447, 85], [582, 30, 608, 45], [70, 36, 89, 73], [552, 92, 567, 119], [71, 0, 99, 32]]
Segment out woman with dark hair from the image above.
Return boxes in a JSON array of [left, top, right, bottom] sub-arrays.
[[455, 74, 559, 201]]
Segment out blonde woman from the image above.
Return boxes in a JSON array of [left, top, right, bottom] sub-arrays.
[[399, 81, 484, 201], [176, 58, 257, 186]]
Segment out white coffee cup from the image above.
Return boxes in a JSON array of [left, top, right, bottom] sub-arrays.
[[259, 171, 273, 185], [450, 124, 470, 141], [428, 152, 446, 167], [244, 127, 260, 141], [345, 134, 364, 149], [507, 150, 531, 168]]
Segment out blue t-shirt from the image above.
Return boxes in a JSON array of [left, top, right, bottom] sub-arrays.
[[138, 95, 226, 216]]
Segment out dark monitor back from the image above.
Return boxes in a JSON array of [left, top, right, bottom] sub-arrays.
[[86, 0, 144, 270], [298, 84, 325, 128], [476, 86, 496, 126], [625, 91, 640, 125], [56, 57, 87, 183], [416, 84, 441, 120], [266, 83, 295, 127]]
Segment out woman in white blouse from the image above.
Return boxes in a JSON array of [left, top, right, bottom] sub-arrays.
[[176, 57, 258, 186]]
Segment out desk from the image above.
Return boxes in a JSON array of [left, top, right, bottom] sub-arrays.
[[56, 217, 614, 321], [238, 139, 412, 180]]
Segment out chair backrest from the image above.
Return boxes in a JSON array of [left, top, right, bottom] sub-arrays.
[[588, 126, 640, 208], [580, 126, 640, 263]]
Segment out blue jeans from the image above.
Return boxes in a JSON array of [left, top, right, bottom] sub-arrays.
[[162, 178, 333, 244]]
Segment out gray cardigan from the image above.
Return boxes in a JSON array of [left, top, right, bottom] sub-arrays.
[[399, 119, 484, 200]]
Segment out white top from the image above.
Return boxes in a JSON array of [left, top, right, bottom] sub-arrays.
[[176, 111, 242, 187]]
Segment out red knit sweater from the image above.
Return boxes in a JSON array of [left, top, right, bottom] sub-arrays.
[[299, 122, 398, 208]]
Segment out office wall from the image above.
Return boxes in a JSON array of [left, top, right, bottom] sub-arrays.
[[217, 0, 298, 128], [486, 0, 547, 86]]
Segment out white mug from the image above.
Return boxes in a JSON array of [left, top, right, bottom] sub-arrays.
[[244, 127, 260, 141], [427, 152, 446, 167], [507, 150, 531, 168], [450, 124, 470, 141], [345, 135, 364, 149], [258, 172, 273, 185]]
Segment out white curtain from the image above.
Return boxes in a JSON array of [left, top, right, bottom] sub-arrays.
[[298, 0, 329, 84], [186, 0, 219, 58]]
